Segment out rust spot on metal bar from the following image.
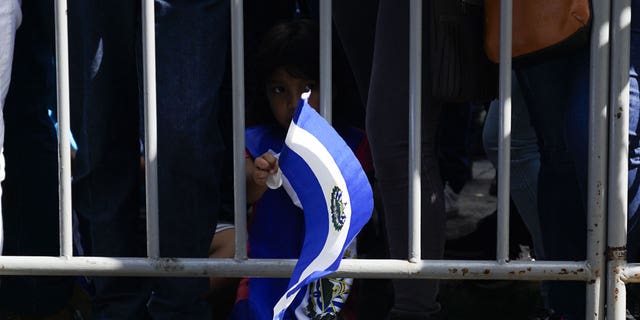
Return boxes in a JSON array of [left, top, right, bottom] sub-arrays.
[[607, 246, 627, 261], [483, 269, 490, 274], [461, 268, 469, 276], [449, 268, 458, 273], [518, 270, 526, 275]]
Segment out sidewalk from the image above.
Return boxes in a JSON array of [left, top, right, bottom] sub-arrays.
[[440, 160, 543, 320]]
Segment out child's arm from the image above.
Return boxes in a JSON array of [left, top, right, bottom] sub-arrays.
[[246, 152, 279, 204]]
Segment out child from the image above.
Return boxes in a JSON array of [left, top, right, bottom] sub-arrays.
[[230, 19, 373, 320]]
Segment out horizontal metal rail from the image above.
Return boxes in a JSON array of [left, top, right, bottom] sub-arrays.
[[622, 264, 640, 282], [0, 257, 590, 280]]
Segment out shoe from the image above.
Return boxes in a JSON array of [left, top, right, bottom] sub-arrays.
[[444, 184, 460, 218]]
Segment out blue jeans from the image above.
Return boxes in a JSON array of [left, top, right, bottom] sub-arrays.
[[0, 0, 75, 315], [627, 29, 640, 263], [515, 47, 591, 320], [69, 0, 229, 318], [482, 75, 544, 260]]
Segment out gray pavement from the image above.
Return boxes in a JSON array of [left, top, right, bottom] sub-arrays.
[[446, 160, 496, 240]]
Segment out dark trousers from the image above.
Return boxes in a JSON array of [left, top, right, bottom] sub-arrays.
[[515, 48, 590, 320], [68, 0, 229, 318], [334, 1, 446, 317], [0, 0, 75, 315]]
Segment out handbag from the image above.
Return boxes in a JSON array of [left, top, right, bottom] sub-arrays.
[[484, 0, 591, 65]]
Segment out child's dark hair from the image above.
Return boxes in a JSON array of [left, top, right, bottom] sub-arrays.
[[246, 18, 319, 126], [255, 18, 319, 94]]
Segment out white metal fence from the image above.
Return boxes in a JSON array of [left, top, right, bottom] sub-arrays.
[[0, 0, 636, 319]]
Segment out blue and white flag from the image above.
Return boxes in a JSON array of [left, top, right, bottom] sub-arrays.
[[273, 94, 373, 319]]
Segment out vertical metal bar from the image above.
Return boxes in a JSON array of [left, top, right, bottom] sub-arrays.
[[54, 0, 73, 257], [496, 0, 512, 263], [408, 0, 422, 263], [142, 0, 160, 258], [606, 1, 630, 319], [231, 0, 248, 260], [588, 1, 612, 319], [319, 0, 332, 123]]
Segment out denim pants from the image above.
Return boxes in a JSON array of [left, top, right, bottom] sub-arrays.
[[482, 75, 544, 260], [69, 0, 229, 318], [514, 23, 640, 317], [627, 29, 640, 263], [0, 0, 21, 254], [515, 47, 590, 320], [0, 0, 75, 315]]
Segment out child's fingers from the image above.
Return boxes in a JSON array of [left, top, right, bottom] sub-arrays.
[[255, 154, 279, 173]]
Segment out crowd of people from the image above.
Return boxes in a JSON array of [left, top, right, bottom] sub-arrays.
[[0, 0, 640, 319]]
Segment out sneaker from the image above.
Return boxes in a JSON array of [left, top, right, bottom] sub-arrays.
[[444, 184, 460, 218]]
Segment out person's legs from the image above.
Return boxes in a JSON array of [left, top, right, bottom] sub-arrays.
[[438, 102, 473, 195], [146, 1, 228, 318], [515, 48, 590, 320], [0, 0, 75, 315], [627, 26, 640, 319], [332, 0, 377, 107], [482, 76, 544, 260], [627, 29, 640, 264], [365, 1, 445, 318], [68, 0, 150, 318]]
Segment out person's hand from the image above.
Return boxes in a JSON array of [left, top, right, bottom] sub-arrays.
[[253, 152, 279, 186]]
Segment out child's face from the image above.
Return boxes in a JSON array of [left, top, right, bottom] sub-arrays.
[[266, 67, 319, 128]]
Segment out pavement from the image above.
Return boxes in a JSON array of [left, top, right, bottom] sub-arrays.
[[445, 159, 497, 240], [440, 159, 543, 320]]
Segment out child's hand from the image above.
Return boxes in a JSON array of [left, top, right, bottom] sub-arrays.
[[253, 152, 279, 186]]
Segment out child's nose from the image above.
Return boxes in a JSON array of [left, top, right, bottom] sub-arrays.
[[288, 93, 300, 110]]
